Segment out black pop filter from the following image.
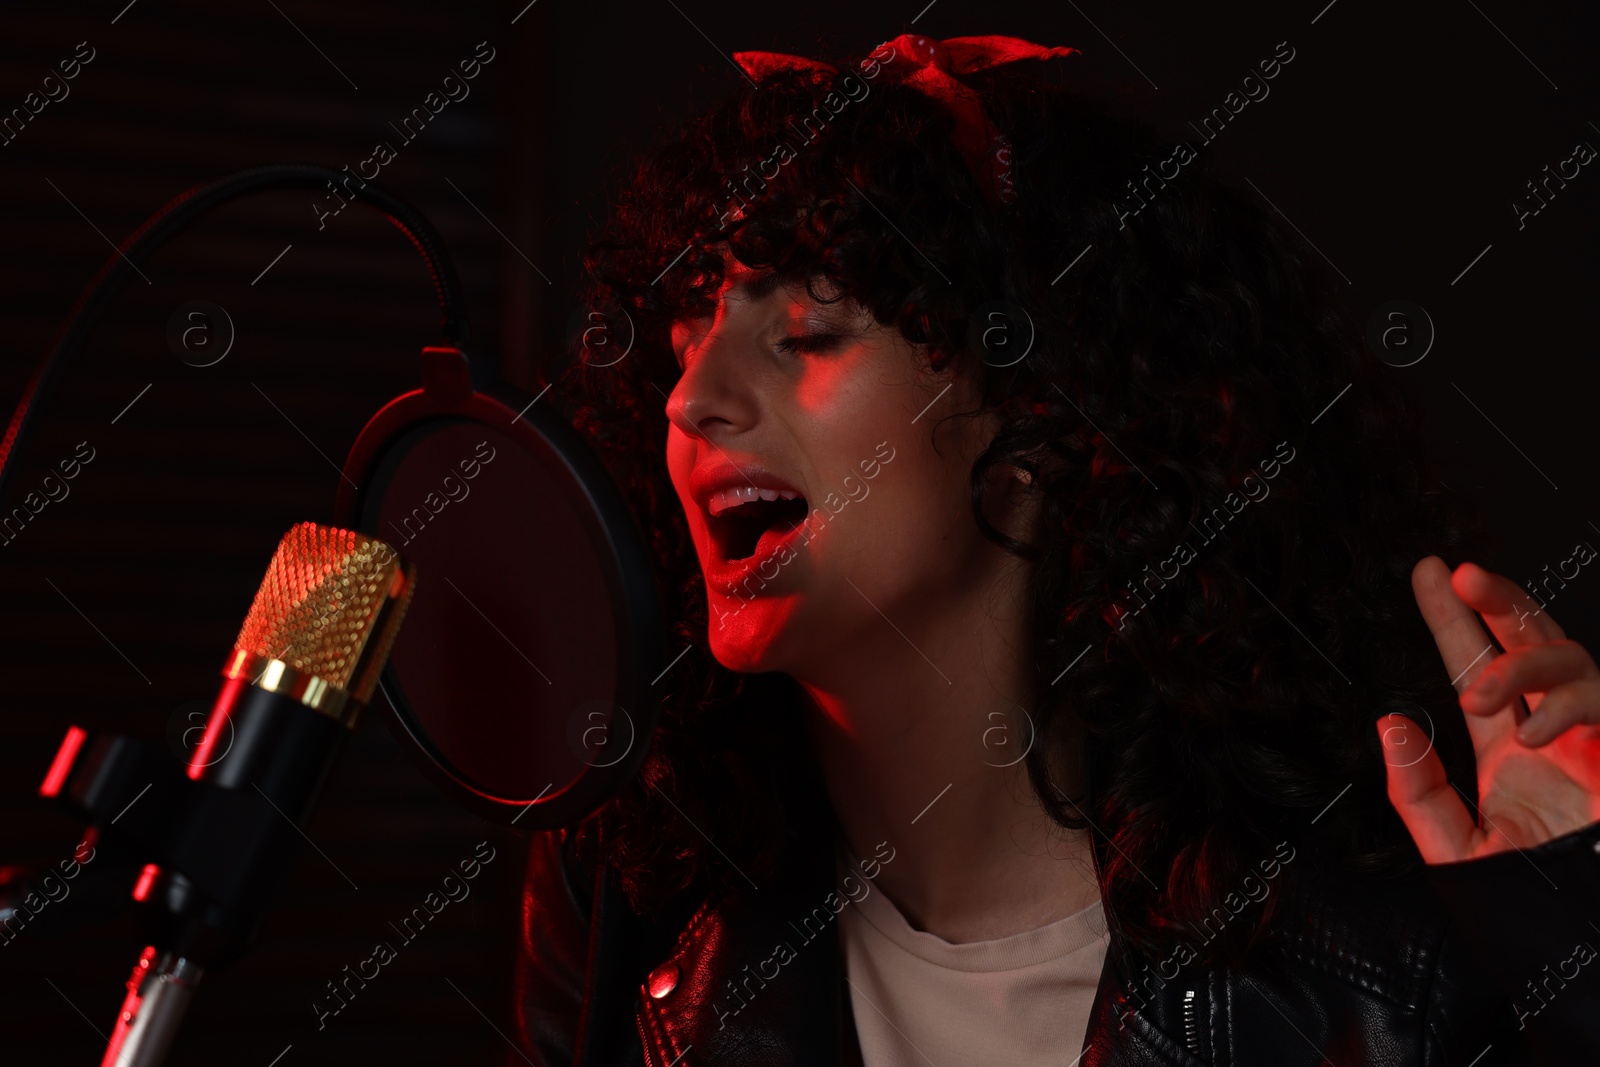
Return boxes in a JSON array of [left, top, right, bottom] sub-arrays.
[[335, 344, 661, 829]]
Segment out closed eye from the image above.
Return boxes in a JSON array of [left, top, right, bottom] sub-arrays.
[[775, 332, 845, 355]]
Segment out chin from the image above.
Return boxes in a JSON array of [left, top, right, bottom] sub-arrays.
[[705, 593, 802, 674]]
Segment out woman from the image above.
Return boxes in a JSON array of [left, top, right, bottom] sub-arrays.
[[513, 33, 1600, 1065]]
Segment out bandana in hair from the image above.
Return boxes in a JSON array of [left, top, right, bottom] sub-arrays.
[[733, 34, 1079, 206]]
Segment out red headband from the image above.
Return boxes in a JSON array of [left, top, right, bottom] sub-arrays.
[[732, 34, 1079, 206]]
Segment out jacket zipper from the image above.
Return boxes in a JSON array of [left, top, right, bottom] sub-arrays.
[[637, 998, 669, 1067], [1182, 988, 1201, 1058], [637, 1011, 659, 1067]]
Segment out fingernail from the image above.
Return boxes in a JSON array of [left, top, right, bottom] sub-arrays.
[[1517, 714, 1542, 744]]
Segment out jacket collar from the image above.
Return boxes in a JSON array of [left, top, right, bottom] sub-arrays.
[[632, 815, 1222, 1066], [634, 779, 848, 1065]]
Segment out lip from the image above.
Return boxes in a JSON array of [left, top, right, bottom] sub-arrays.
[[689, 462, 805, 512]]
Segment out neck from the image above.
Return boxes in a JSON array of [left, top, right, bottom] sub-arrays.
[[793, 556, 1100, 943]]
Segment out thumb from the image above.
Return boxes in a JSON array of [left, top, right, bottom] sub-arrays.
[[1376, 711, 1477, 864]]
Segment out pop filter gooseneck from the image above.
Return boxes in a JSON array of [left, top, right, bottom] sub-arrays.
[[0, 163, 468, 506]]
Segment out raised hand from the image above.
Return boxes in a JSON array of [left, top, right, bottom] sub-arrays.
[[1377, 555, 1600, 864]]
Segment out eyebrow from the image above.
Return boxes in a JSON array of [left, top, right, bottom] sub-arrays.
[[714, 267, 784, 304], [675, 267, 794, 325]]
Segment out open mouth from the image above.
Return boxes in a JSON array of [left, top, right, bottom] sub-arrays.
[[707, 491, 810, 562]]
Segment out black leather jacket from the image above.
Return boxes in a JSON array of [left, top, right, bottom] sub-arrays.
[[510, 794, 1600, 1066]]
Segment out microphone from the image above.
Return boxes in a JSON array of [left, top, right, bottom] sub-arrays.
[[39, 522, 415, 1067]]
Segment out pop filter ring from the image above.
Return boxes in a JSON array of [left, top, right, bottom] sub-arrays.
[[335, 345, 663, 828]]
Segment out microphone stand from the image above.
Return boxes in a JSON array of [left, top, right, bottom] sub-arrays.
[[106, 949, 203, 1067]]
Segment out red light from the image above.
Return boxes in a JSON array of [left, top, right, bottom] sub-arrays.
[[187, 676, 245, 779], [38, 725, 87, 797], [132, 864, 160, 902]]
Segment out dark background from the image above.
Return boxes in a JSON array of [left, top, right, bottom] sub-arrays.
[[0, 1, 1594, 1064]]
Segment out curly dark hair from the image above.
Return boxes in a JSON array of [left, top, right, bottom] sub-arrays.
[[540, 41, 1492, 970]]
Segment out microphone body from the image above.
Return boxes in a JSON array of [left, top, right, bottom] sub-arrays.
[[37, 524, 415, 1067]]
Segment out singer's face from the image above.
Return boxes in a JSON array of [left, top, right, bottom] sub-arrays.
[[663, 252, 1009, 677]]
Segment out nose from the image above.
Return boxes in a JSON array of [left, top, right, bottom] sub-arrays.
[[664, 325, 758, 442]]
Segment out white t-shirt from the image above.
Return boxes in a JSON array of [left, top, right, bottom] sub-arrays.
[[836, 842, 1110, 1065]]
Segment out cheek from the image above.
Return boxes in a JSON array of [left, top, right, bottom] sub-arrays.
[[832, 451, 971, 570], [801, 400, 977, 564], [792, 359, 870, 417]]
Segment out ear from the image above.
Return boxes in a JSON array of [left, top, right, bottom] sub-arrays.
[[979, 444, 1043, 548]]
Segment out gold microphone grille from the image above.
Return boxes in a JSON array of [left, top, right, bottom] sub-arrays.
[[233, 522, 414, 699]]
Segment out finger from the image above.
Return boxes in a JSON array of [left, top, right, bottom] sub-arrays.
[[1376, 712, 1479, 864], [1450, 561, 1567, 650], [1462, 639, 1599, 717], [1411, 556, 1517, 750], [1516, 677, 1600, 748]]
